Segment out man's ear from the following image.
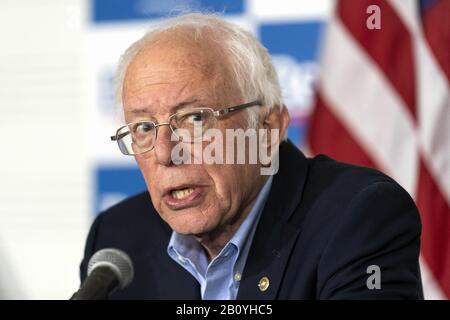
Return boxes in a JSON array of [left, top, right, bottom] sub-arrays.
[[259, 105, 290, 164], [257, 106, 289, 175], [262, 105, 290, 140]]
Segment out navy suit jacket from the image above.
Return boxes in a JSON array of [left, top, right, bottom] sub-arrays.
[[80, 140, 423, 299]]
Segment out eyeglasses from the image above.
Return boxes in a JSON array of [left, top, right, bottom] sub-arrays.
[[110, 100, 262, 155]]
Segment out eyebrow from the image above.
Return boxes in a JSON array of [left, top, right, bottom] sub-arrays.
[[128, 98, 202, 115]]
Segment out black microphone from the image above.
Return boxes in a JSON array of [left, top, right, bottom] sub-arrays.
[[70, 248, 134, 300]]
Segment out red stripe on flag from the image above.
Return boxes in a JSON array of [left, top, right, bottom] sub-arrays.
[[422, 0, 450, 83], [308, 93, 376, 168], [416, 158, 450, 298], [338, 0, 417, 120]]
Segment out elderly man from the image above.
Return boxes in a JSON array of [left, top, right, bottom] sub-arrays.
[[80, 13, 423, 299]]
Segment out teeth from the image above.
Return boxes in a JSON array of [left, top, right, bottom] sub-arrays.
[[171, 188, 194, 199]]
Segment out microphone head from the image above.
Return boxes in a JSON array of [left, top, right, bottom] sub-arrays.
[[87, 248, 134, 289]]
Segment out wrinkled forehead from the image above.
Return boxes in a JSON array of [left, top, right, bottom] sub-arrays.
[[122, 30, 240, 115], [134, 31, 221, 75]]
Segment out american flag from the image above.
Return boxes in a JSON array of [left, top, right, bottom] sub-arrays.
[[307, 0, 449, 299]]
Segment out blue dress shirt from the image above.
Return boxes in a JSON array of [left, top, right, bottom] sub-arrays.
[[167, 176, 273, 300]]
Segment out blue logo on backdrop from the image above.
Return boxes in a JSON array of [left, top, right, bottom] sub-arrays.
[[95, 166, 147, 214], [92, 0, 245, 23], [260, 22, 323, 61]]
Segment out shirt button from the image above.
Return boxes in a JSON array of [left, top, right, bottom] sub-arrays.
[[234, 272, 242, 282]]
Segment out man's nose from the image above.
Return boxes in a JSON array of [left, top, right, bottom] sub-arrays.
[[153, 124, 175, 166]]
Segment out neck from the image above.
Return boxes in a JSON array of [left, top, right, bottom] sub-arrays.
[[195, 212, 249, 261]]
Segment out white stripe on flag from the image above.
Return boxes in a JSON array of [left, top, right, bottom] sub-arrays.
[[320, 17, 419, 194], [420, 256, 447, 300], [416, 37, 450, 204], [389, 0, 450, 204]]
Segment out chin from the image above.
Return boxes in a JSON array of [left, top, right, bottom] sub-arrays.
[[162, 210, 217, 236], [169, 222, 214, 236]]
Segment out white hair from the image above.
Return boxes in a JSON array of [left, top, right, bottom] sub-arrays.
[[116, 12, 285, 130]]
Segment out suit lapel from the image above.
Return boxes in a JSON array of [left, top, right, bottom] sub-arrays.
[[150, 248, 201, 299], [237, 141, 309, 299], [140, 218, 201, 299]]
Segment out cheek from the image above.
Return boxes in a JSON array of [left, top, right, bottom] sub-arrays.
[[135, 156, 160, 202], [135, 156, 149, 183], [212, 164, 260, 210], [207, 165, 242, 208]]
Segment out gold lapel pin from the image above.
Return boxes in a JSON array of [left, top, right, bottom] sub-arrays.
[[258, 276, 270, 292]]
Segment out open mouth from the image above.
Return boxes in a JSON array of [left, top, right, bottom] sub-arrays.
[[163, 185, 205, 210], [171, 187, 195, 200]]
